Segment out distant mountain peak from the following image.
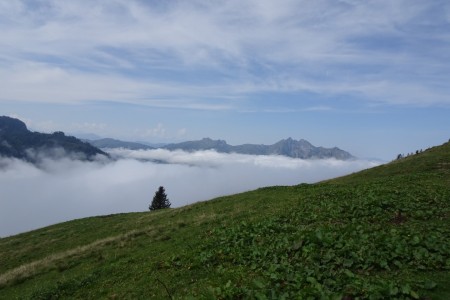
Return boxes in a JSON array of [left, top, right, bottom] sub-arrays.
[[0, 116, 28, 133], [85, 138, 154, 150], [85, 135, 354, 160], [201, 137, 227, 143], [0, 116, 108, 163], [162, 137, 354, 160]]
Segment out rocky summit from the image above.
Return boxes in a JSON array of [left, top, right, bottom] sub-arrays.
[[162, 137, 354, 160], [0, 116, 108, 162]]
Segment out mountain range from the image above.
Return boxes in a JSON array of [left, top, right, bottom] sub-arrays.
[[0, 116, 108, 162], [88, 137, 354, 160], [0, 116, 354, 161], [83, 138, 155, 150]]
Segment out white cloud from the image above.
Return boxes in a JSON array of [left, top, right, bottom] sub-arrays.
[[0, 149, 379, 237], [71, 122, 107, 133], [177, 128, 187, 137], [134, 123, 166, 139], [0, 61, 236, 110], [0, 0, 449, 108]]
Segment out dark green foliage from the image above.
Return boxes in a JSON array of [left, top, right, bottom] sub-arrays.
[[200, 182, 450, 299], [0, 116, 108, 162], [149, 186, 171, 211]]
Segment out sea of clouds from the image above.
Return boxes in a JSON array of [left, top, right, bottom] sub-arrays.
[[0, 149, 381, 237]]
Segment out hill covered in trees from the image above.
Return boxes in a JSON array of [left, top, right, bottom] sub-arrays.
[[0, 141, 448, 298], [0, 116, 108, 162]]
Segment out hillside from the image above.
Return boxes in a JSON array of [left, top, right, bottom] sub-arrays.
[[0, 142, 449, 299], [0, 116, 108, 162]]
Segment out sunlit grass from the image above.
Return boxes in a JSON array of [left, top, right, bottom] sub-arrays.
[[0, 142, 448, 299]]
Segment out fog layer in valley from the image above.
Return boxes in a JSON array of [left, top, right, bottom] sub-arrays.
[[0, 149, 380, 237]]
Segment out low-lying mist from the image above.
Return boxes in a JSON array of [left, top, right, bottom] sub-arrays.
[[0, 149, 380, 237]]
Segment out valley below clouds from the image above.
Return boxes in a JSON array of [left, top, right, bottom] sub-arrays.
[[0, 149, 380, 237]]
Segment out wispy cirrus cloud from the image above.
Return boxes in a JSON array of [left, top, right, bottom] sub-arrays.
[[0, 0, 449, 109]]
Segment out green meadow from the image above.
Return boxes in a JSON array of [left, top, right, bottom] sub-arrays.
[[0, 142, 449, 299]]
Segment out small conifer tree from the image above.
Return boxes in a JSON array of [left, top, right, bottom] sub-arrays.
[[149, 186, 171, 211]]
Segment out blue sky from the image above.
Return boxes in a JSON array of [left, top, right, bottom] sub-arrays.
[[1, 0, 449, 160]]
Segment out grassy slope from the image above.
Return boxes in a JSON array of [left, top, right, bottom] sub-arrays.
[[0, 142, 449, 299]]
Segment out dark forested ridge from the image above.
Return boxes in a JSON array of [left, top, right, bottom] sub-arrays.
[[0, 116, 108, 162]]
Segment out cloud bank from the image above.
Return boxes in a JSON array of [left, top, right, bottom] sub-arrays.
[[0, 149, 380, 237]]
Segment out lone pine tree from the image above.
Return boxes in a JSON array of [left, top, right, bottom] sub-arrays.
[[149, 186, 171, 211]]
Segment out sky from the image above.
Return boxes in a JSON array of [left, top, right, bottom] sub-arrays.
[[0, 149, 378, 237], [1, 0, 450, 160]]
